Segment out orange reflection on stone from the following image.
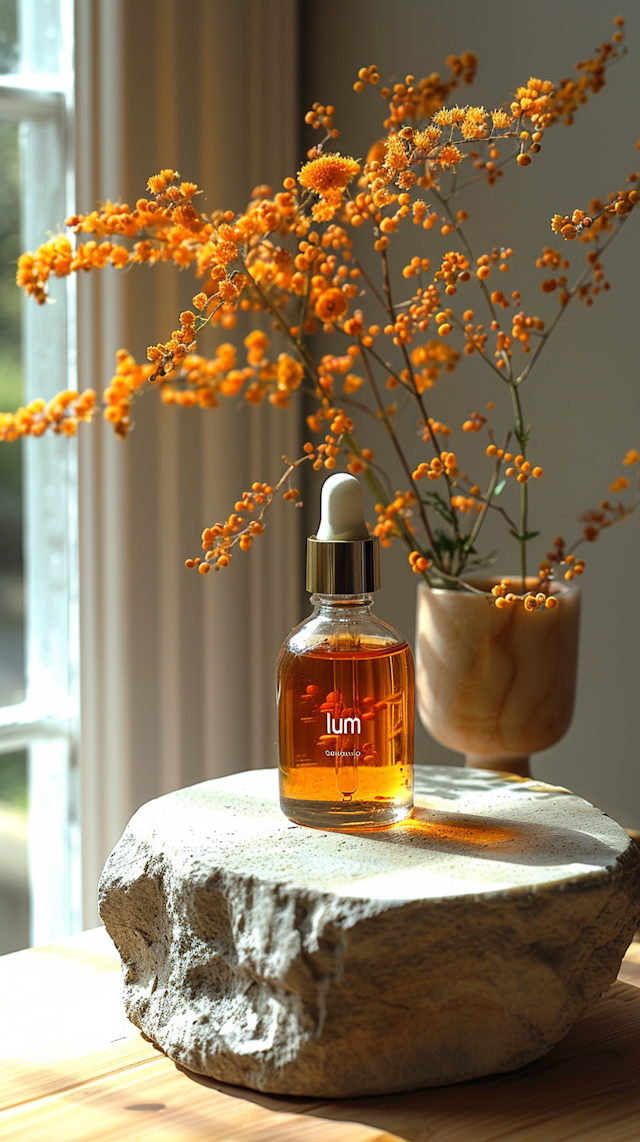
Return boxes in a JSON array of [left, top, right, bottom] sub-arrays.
[[397, 810, 520, 847]]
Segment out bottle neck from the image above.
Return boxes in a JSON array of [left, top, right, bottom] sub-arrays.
[[310, 593, 374, 617]]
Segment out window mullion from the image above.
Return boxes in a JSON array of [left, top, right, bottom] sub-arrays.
[[0, 702, 70, 750], [0, 84, 62, 121]]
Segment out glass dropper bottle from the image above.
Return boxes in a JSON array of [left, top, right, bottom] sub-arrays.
[[277, 472, 414, 829]]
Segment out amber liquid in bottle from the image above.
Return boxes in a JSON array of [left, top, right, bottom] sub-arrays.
[[278, 594, 414, 829]]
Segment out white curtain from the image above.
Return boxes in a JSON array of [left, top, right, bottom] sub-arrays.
[[75, 0, 302, 925]]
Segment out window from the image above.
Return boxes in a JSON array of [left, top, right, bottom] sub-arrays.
[[1, 0, 302, 946], [0, 0, 78, 952]]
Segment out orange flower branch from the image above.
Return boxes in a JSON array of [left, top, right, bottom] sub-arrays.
[[515, 218, 628, 387], [3, 16, 638, 604], [186, 451, 314, 573]]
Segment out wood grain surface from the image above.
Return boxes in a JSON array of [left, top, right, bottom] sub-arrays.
[[0, 927, 638, 1142]]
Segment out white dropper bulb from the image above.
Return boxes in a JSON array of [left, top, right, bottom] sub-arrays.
[[316, 472, 370, 542]]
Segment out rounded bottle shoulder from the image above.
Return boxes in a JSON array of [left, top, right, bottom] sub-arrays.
[[281, 601, 409, 657]]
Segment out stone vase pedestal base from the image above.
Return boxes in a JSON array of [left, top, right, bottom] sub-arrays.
[[99, 766, 640, 1098]]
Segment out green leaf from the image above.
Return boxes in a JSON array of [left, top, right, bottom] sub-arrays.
[[433, 529, 478, 559], [433, 529, 456, 557], [421, 491, 454, 526], [493, 479, 506, 497], [459, 536, 478, 554], [466, 550, 498, 571], [509, 529, 539, 543]]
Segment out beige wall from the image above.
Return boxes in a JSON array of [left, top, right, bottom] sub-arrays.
[[301, 0, 640, 826]]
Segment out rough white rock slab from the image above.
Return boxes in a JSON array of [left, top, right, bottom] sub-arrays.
[[98, 766, 640, 1097]]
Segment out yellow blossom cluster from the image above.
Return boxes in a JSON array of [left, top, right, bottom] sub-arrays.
[[0, 389, 97, 440], [485, 444, 542, 482], [450, 495, 482, 514], [408, 550, 431, 573], [187, 484, 272, 573], [503, 455, 543, 483], [104, 352, 155, 437], [423, 417, 452, 441], [551, 185, 639, 244], [462, 410, 487, 433], [409, 340, 460, 390], [356, 56, 477, 130], [511, 24, 625, 130], [373, 491, 415, 546], [412, 452, 458, 481], [303, 102, 339, 140], [298, 153, 361, 221], [492, 577, 558, 611], [346, 446, 375, 475], [16, 235, 130, 305], [156, 334, 305, 411]]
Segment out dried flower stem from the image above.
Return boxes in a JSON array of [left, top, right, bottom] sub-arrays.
[[359, 345, 441, 562]]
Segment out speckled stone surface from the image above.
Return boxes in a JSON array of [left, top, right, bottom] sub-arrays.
[[98, 766, 640, 1097]]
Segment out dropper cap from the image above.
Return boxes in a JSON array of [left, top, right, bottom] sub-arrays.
[[306, 473, 380, 594]]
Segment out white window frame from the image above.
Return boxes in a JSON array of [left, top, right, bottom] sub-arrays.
[[0, 0, 80, 944]]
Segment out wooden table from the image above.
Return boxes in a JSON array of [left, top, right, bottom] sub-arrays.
[[0, 927, 638, 1142]]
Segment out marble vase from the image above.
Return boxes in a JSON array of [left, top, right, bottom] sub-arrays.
[[415, 577, 581, 777]]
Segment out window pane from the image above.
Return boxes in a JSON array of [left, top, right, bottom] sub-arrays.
[[0, 0, 18, 75], [0, 121, 24, 707], [0, 748, 29, 954], [20, 0, 66, 78]]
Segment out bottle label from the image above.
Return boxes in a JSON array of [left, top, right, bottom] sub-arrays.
[[325, 750, 362, 757], [325, 711, 361, 736], [278, 642, 414, 808], [323, 711, 362, 756]]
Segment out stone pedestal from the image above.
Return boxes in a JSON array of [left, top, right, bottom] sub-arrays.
[[98, 766, 640, 1097]]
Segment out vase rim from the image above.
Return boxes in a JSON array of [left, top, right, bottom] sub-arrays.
[[417, 573, 580, 600]]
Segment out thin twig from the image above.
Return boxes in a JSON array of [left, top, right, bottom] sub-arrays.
[[430, 186, 500, 332], [449, 148, 519, 197], [359, 345, 442, 563], [463, 437, 509, 561], [342, 430, 417, 553], [515, 222, 624, 385], [297, 269, 312, 352], [353, 258, 389, 314], [380, 246, 462, 539]]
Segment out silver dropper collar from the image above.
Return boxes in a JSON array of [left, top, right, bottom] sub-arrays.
[[306, 535, 380, 593], [306, 472, 380, 593]]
